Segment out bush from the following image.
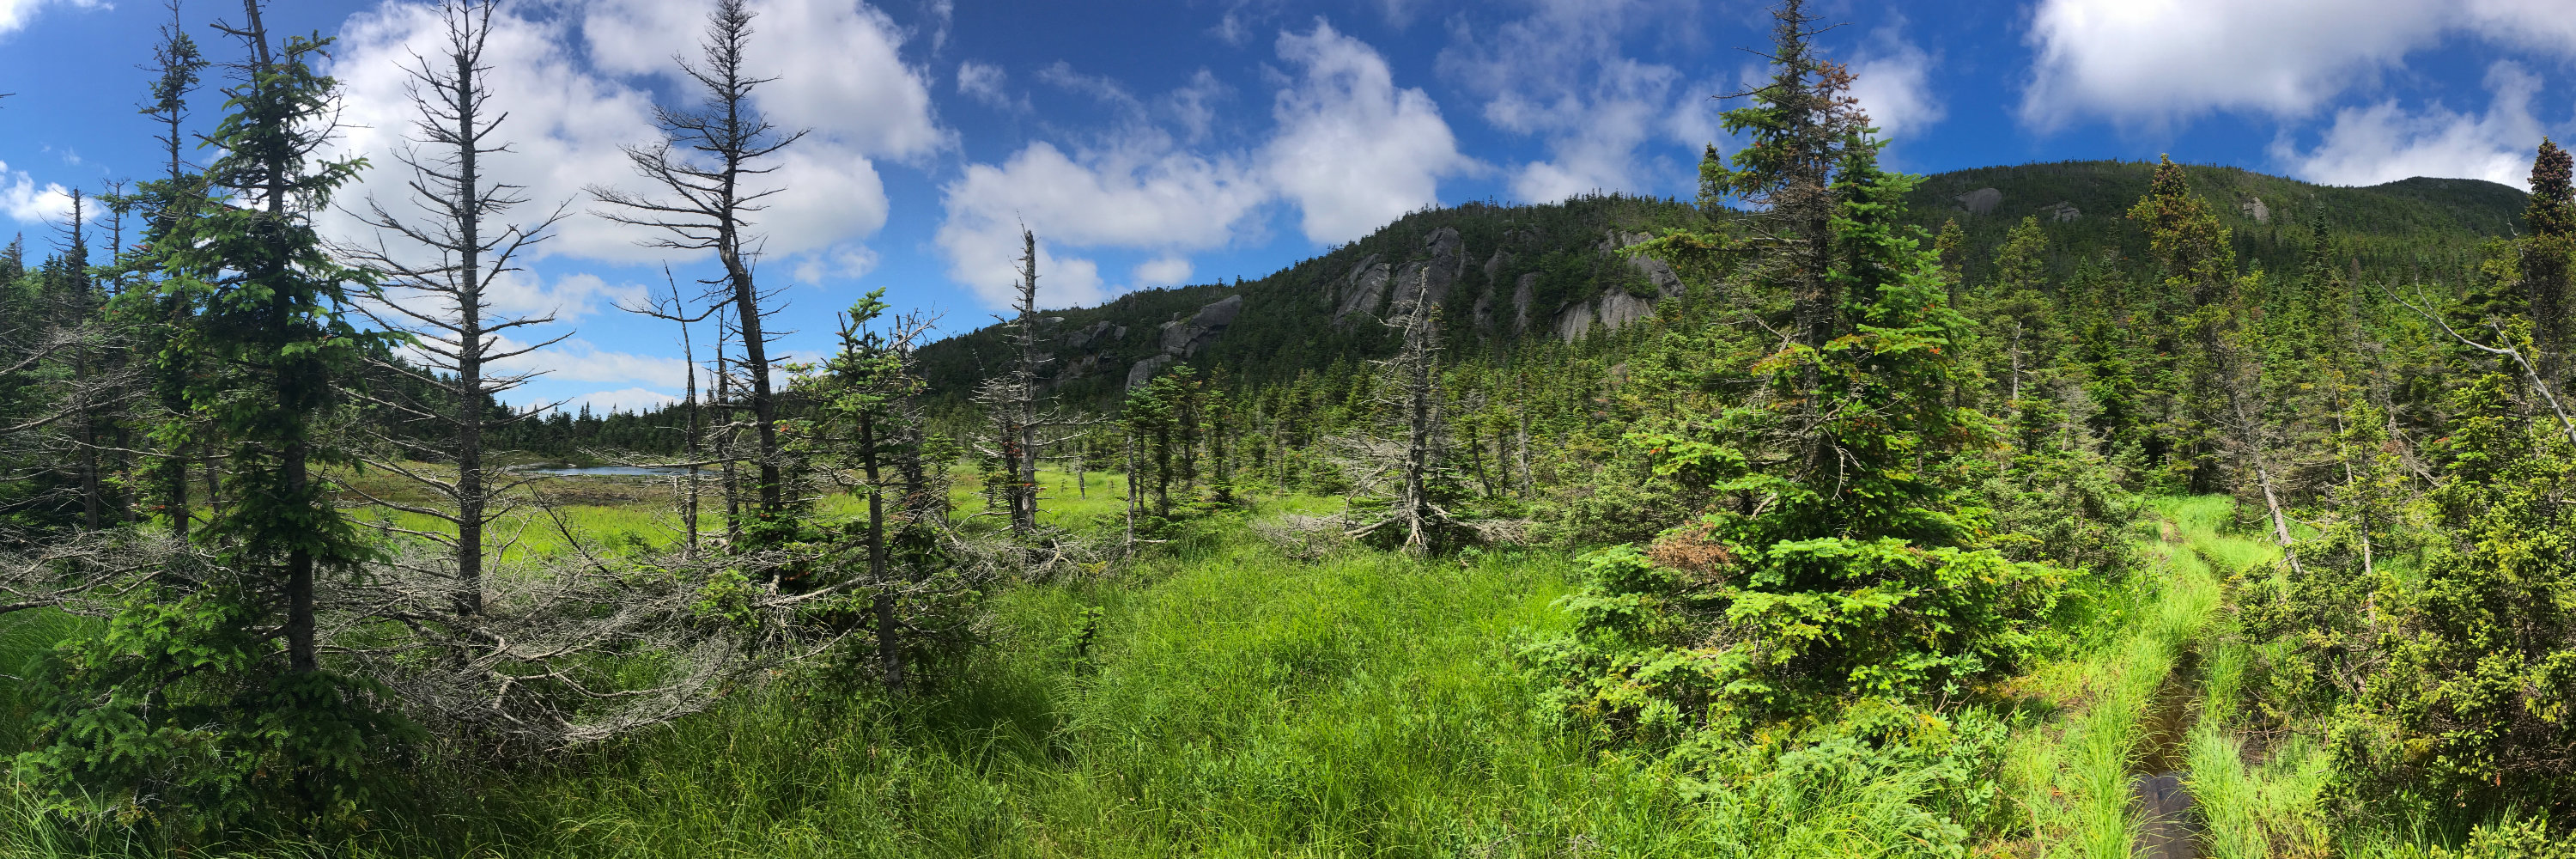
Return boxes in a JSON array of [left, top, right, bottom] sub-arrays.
[[2322, 376, 2576, 822], [11, 588, 414, 839]]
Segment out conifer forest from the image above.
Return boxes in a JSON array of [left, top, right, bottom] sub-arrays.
[[6, 0, 2576, 856]]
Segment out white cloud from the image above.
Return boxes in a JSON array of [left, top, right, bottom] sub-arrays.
[[734, 0, 947, 161], [1265, 20, 1472, 242], [0, 159, 72, 224], [329, 0, 939, 276], [936, 139, 1264, 307], [331, 1, 665, 262], [1500, 59, 1675, 204], [1134, 256, 1192, 288], [957, 60, 1016, 108], [550, 387, 681, 415], [492, 271, 649, 320], [936, 19, 1465, 308], [0, 0, 101, 36], [489, 336, 692, 388], [2277, 62, 2551, 187], [793, 245, 879, 285], [2020, 0, 2576, 130], [2468, 0, 2576, 56], [1436, 0, 1710, 204], [1850, 27, 1943, 143]]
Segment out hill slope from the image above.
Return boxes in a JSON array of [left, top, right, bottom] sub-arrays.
[[917, 161, 2524, 405]]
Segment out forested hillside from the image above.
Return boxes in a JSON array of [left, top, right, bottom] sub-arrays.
[[917, 161, 2522, 413], [8, 0, 2576, 856]]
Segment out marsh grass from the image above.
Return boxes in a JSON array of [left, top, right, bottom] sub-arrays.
[[3, 492, 2512, 857], [1998, 496, 2230, 859]]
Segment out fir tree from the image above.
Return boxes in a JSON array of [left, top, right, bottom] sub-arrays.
[[15, 2, 409, 832], [2523, 138, 2573, 370]]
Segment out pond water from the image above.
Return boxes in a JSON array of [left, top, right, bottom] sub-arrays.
[[518, 465, 690, 477]]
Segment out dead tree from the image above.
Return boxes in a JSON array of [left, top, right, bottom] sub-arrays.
[[972, 228, 1086, 537], [623, 266, 717, 553], [63, 192, 106, 531], [339, 0, 571, 615], [592, 0, 804, 521], [2212, 335, 2305, 577], [1342, 272, 1478, 555]]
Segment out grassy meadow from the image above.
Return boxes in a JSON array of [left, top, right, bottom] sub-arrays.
[[0, 481, 2500, 857]]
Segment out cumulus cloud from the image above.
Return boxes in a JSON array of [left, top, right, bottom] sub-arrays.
[[2277, 62, 2552, 187], [488, 336, 692, 388], [1850, 27, 1943, 143], [2021, 0, 2576, 130], [1265, 21, 1472, 242], [1437, 0, 1719, 204], [1134, 256, 1192, 288], [936, 21, 1466, 308], [0, 0, 101, 36], [330, 1, 662, 263], [937, 139, 1267, 307], [329, 0, 940, 276], [957, 60, 1016, 108], [0, 159, 73, 225], [549, 387, 681, 415]]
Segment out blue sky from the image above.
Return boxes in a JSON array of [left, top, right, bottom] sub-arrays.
[[3, 0, 2571, 412]]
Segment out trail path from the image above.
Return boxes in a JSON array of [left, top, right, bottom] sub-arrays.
[[2012, 497, 2277, 859]]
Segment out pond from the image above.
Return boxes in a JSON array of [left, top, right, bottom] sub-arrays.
[[516, 465, 690, 477]]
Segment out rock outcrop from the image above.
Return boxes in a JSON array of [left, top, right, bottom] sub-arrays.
[[1124, 294, 1244, 389], [1614, 231, 1686, 298], [1334, 256, 1390, 322], [1388, 227, 1467, 313], [1160, 294, 1242, 356], [2239, 197, 2269, 223], [1065, 320, 1123, 350], [1512, 272, 1538, 334], [1124, 354, 1175, 390], [1553, 302, 1594, 341], [1596, 289, 1656, 331], [1957, 187, 2002, 215]]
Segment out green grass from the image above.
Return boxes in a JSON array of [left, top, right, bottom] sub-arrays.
[[268, 534, 1725, 858], [1999, 496, 2234, 859], [3, 492, 2511, 857]]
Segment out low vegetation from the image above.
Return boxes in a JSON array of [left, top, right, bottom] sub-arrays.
[[5, 0, 2575, 855]]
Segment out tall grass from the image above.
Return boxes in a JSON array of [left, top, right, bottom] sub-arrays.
[[5, 522, 2025, 857], [22, 492, 2494, 858], [2166, 502, 2338, 859], [284, 537, 1708, 858], [2002, 496, 2230, 859]]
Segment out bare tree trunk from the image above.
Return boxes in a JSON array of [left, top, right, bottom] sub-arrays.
[[1012, 231, 1041, 533], [1125, 433, 1138, 553], [718, 321, 741, 545], [1400, 317, 1436, 554], [591, 0, 806, 522], [2225, 366, 2304, 577], [859, 411, 901, 694]]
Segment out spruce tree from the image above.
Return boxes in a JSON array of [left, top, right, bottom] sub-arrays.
[[120, 0, 211, 539], [15, 2, 407, 832], [1539, 15, 2069, 734], [795, 289, 939, 693], [2523, 138, 2573, 371]]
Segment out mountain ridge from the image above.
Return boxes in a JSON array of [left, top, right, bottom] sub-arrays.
[[914, 160, 2525, 406]]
